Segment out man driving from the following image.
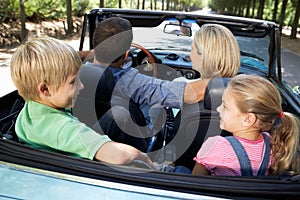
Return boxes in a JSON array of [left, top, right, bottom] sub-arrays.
[[74, 17, 206, 153]]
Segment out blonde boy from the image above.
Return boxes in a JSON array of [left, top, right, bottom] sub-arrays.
[[10, 37, 155, 167]]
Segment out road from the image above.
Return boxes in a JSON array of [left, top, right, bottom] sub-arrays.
[[281, 48, 300, 87]]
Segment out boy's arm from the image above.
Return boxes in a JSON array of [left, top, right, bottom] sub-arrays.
[[95, 141, 156, 170]]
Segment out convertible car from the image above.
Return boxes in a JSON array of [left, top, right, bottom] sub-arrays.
[[1, 8, 300, 199]]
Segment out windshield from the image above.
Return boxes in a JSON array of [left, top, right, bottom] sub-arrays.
[[133, 27, 192, 52], [132, 19, 195, 53], [237, 36, 269, 71], [81, 18, 270, 73], [132, 19, 270, 72]]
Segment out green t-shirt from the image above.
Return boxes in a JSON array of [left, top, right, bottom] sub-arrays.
[[15, 101, 112, 160]]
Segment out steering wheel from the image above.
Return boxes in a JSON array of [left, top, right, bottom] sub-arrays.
[[131, 43, 157, 77]]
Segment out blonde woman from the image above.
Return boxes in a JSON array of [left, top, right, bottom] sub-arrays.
[[175, 23, 240, 83], [174, 24, 241, 171], [192, 24, 240, 78], [193, 74, 300, 176]]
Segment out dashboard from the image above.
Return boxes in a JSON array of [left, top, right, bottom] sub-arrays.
[[132, 49, 200, 80], [131, 48, 268, 81]]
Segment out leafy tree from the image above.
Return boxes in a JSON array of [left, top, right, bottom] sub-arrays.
[[99, 0, 104, 7], [290, 0, 300, 39], [166, 0, 170, 10], [279, 0, 289, 33], [20, 0, 26, 41], [162, 0, 165, 10], [154, 0, 158, 10], [251, 0, 256, 18], [73, 0, 90, 16], [66, 0, 73, 35], [272, 0, 279, 22], [208, 0, 298, 33], [105, 0, 119, 8], [245, 0, 251, 17], [25, 0, 63, 21], [3, 0, 299, 41], [257, 0, 265, 19], [0, 0, 20, 21]]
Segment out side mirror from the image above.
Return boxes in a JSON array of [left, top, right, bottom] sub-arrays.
[[163, 24, 192, 37]]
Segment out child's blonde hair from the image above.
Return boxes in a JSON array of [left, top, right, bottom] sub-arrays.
[[228, 74, 300, 175], [193, 24, 240, 79], [10, 37, 82, 101]]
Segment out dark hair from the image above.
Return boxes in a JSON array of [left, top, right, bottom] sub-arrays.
[[93, 17, 133, 64]]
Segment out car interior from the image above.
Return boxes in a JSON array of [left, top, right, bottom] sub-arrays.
[[0, 8, 299, 199], [1, 9, 298, 173]]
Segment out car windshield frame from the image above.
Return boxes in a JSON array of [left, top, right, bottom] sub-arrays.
[[79, 8, 278, 76], [78, 8, 300, 109]]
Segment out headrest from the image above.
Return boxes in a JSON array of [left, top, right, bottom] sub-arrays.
[[203, 77, 231, 111]]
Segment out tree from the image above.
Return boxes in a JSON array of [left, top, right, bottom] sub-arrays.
[[100, 0, 104, 8], [66, 0, 73, 35], [174, 0, 178, 11], [142, 0, 145, 9], [251, 0, 256, 18], [257, 0, 265, 19], [20, 0, 26, 41], [166, 0, 170, 10], [279, 0, 289, 33], [290, 0, 300, 39], [272, 0, 279, 22], [245, 0, 252, 17]]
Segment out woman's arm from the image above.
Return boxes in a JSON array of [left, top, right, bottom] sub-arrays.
[[106, 67, 210, 108], [184, 79, 209, 104]]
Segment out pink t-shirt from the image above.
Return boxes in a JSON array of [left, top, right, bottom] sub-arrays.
[[193, 133, 271, 176]]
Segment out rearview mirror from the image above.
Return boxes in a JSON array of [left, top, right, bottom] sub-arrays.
[[163, 24, 192, 37]]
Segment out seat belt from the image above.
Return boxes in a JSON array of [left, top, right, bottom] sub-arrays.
[[225, 133, 270, 176]]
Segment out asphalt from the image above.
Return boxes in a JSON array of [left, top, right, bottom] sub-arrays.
[[281, 48, 300, 87]]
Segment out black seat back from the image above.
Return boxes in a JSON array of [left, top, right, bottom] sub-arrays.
[[73, 63, 147, 128], [173, 78, 231, 170], [204, 77, 231, 111], [0, 90, 25, 141], [73, 63, 111, 127]]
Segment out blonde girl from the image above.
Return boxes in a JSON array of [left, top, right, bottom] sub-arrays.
[[193, 74, 299, 176]]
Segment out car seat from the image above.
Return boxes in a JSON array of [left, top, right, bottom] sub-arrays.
[[0, 90, 24, 142], [173, 77, 232, 170], [73, 63, 151, 152]]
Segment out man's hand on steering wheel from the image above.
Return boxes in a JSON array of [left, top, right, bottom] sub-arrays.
[[130, 43, 157, 77]]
